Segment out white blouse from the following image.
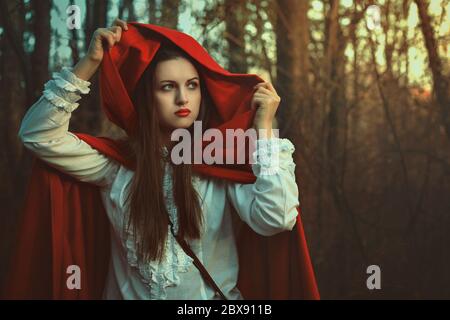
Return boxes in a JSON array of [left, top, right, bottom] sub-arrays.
[[18, 67, 301, 300]]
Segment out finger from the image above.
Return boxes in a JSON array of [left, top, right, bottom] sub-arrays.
[[253, 83, 269, 93], [252, 93, 271, 100], [254, 92, 281, 104], [254, 82, 267, 88], [100, 30, 116, 48], [254, 81, 277, 94], [98, 28, 115, 37], [106, 30, 116, 45], [95, 29, 111, 43], [113, 18, 128, 30], [108, 26, 122, 41], [254, 87, 272, 95], [265, 82, 277, 94], [109, 25, 120, 33]]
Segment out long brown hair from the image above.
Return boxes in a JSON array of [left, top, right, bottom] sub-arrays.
[[123, 43, 211, 263]]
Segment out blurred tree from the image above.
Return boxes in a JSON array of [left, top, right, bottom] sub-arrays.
[[69, 0, 81, 65], [119, 0, 136, 21], [30, 0, 51, 98], [224, 0, 248, 73], [148, 0, 157, 23], [0, 0, 51, 293], [160, 0, 180, 28], [415, 0, 450, 140], [77, 0, 109, 134]]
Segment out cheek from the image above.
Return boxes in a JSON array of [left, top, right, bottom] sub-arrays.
[[192, 91, 202, 113], [154, 95, 172, 116]]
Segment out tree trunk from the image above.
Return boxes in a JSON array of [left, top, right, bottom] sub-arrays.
[[30, 0, 51, 99], [275, 0, 310, 137], [76, 0, 109, 134], [160, 0, 180, 29], [119, 0, 136, 21], [148, 0, 157, 23], [224, 0, 248, 73]]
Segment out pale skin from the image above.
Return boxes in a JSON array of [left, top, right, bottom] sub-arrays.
[[152, 58, 202, 148], [72, 18, 281, 141]]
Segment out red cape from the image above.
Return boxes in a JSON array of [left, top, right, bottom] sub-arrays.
[[3, 23, 320, 300]]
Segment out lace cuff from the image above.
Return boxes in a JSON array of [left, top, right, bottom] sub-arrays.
[[252, 138, 295, 176], [58, 67, 91, 93], [43, 66, 91, 113]]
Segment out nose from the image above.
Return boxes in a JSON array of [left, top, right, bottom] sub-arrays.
[[176, 88, 188, 106]]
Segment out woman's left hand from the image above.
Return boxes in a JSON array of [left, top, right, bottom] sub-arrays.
[[250, 82, 281, 138]]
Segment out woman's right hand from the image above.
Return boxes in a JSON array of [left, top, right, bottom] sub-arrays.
[[73, 18, 128, 81], [86, 18, 129, 63]]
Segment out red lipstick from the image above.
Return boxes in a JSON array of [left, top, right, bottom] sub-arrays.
[[174, 108, 191, 117]]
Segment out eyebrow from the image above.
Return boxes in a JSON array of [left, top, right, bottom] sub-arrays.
[[159, 77, 199, 83]]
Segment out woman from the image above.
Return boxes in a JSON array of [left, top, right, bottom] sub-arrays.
[[14, 19, 317, 300]]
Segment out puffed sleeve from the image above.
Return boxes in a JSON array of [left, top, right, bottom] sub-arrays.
[[18, 66, 119, 188], [226, 137, 300, 236]]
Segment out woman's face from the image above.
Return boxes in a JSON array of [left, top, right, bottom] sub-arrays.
[[153, 57, 201, 133]]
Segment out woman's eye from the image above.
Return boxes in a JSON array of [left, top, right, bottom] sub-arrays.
[[161, 82, 198, 91], [162, 84, 174, 90]]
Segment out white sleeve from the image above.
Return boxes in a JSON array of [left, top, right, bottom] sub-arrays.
[[18, 67, 119, 188], [226, 138, 300, 236]]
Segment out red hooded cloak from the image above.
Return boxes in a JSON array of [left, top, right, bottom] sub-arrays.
[[3, 22, 320, 300]]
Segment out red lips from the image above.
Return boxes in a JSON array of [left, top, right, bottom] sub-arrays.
[[174, 108, 191, 117]]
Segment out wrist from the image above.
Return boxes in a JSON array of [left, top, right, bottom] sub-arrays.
[[255, 121, 273, 139], [84, 53, 103, 65], [73, 56, 101, 81]]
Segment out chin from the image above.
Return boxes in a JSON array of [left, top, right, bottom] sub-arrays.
[[170, 117, 195, 129]]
